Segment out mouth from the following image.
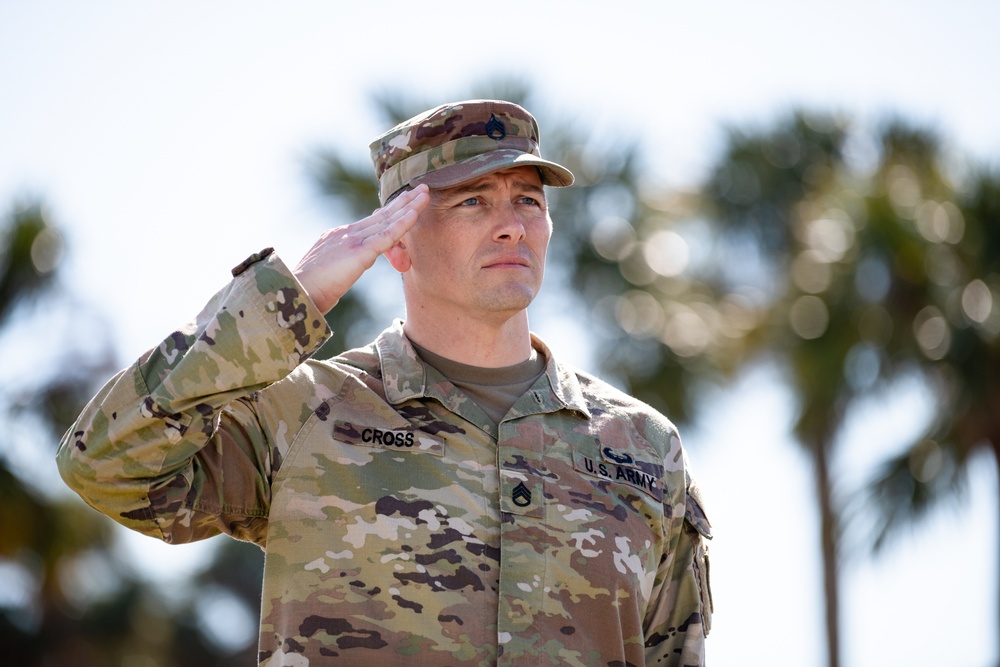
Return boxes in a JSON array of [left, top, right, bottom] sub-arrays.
[[482, 255, 531, 269]]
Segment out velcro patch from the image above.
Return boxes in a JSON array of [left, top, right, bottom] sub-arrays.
[[332, 420, 444, 456], [573, 450, 663, 502]]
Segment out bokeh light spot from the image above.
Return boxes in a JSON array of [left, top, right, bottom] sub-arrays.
[[789, 295, 829, 339], [791, 249, 833, 294], [913, 306, 951, 360], [642, 230, 690, 278], [961, 279, 992, 324], [590, 216, 636, 261], [803, 214, 854, 263], [29, 226, 65, 275], [660, 307, 711, 357], [925, 245, 960, 286], [614, 290, 664, 339], [855, 254, 891, 303], [844, 342, 881, 390], [887, 166, 921, 217], [915, 200, 965, 244], [908, 440, 944, 483]]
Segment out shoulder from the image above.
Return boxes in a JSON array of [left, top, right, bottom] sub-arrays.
[[559, 361, 681, 460], [253, 340, 382, 406], [302, 341, 383, 394], [566, 362, 678, 430]]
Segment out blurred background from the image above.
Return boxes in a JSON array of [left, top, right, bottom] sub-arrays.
[[1, 2, 998, 666]]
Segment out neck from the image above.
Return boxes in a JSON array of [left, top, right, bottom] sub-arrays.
[[402, 306, 533, 368]]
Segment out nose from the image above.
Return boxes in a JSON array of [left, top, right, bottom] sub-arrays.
[[493, 201, 526, 243]]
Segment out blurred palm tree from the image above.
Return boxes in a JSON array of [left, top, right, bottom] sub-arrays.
[[0, 199, 265, 666], [713, 115, 1000, 665], [0, 199, 120, 664], [700, 113, 855, 667], [857, 135, 1000, 642], [538, 106, 853, 664], [595, 108, 1000, 666]]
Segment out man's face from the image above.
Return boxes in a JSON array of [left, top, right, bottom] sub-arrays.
[[389, 166, 552, 323]]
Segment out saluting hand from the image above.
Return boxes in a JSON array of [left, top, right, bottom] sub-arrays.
[[293, 185, 429, 314]]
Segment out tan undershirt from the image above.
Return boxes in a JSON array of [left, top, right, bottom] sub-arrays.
[[410, 341, 546, 427]]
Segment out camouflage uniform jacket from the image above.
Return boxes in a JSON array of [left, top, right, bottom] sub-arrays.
[[57, 250, 712, 666]]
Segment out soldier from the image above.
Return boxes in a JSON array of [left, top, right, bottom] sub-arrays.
[[57, 100, 712, 666]]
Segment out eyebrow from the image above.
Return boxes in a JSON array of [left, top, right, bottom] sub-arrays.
[[443, 178, 546, 200]]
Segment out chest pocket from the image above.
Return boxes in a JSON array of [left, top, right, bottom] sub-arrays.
[[572, 448, 664, 503]]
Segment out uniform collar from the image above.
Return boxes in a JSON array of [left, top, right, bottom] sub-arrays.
[[374, 319, 591, 420]]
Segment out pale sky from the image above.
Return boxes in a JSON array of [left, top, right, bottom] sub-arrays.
[[1, 2, 998, 665]]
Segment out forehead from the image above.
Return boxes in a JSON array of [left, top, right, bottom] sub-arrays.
[[434, 166, 544, 195]]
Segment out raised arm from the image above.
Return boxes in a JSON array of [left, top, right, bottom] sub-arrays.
[[56, 185, 429, 544]]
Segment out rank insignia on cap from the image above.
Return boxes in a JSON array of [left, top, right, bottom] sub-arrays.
[[485, 114, 506, 140], [512, 481, 532, 507]]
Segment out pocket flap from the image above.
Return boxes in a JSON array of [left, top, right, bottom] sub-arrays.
[[684, 480, 712, 539]]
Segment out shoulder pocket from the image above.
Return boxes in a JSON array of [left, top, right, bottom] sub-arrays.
[[684, 480, 712, 539], [684, 482, 713, 636]]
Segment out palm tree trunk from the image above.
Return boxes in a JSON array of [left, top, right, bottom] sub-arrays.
[[815, 441, 840, 667]]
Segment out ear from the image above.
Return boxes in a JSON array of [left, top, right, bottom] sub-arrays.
[[385, 240, 411, 273]]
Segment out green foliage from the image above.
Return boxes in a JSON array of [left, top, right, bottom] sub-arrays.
[[0, 199, 266, 666], [697, 111, 1000, 664], [704, 112, 848, 261], [0, 199, 61, 325], [567, 105, 1000, 664]]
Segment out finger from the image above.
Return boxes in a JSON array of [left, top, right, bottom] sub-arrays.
[[381, 183, 429, 213], [362, 187, 429, 241], [360, 201, 425, 253], [350, 185, 429, 237]]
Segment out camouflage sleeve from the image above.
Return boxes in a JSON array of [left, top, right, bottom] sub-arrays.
[[643, 458, 714, 666], [56, 249, 330, 546]]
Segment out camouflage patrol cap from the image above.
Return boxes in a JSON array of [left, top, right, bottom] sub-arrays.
[[369, 99, 575, 205]]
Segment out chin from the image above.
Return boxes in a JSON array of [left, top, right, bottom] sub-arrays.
[[477, 287, 537, 315]]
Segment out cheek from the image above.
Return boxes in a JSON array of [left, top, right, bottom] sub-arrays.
[[409, 227, 469, 272], [530, 219, 553, 255]]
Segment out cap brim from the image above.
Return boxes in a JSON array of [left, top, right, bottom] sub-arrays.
[[410, 149, 575, 191]]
